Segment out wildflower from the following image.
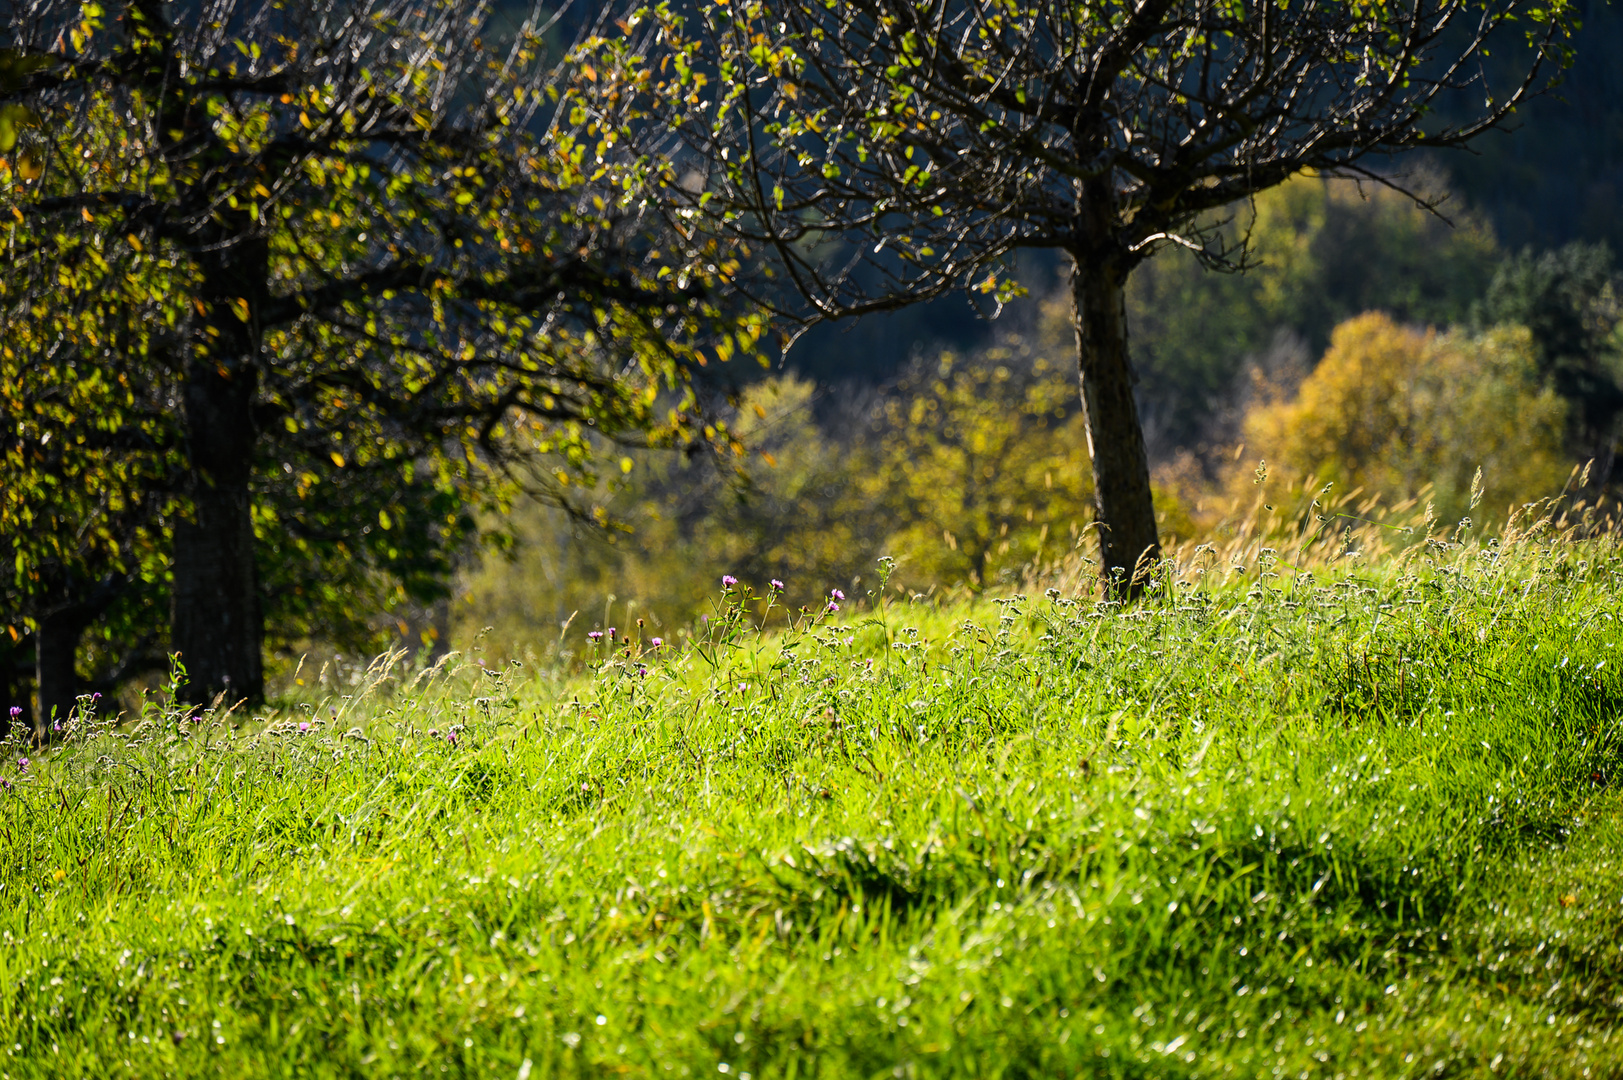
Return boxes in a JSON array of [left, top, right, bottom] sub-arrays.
[[298, 721, 312, 734], [587, 631, 604, 641], [826, 601, 840, 613], [650, 637, 663, 647], [7, 706, 18, 720], [0, 776, 9, 791], [607, 627, 617, 640], [769, 579, 784, 591], [721, 574, 738, 588], [16, 758, 28, 772], [427, 728, 439, 737], [446, 731, 458, 747], [637, 667, 648, 677], [190, 714, 202, 724], [830, 588, 845, 601]]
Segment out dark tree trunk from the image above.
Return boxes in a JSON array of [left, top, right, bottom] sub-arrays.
[[172, 236, 267, 707], [34, 606, 86, 734], [1069, 247, 1160, 595]]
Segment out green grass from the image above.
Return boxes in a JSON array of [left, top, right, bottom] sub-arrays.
[[6, 542, 1623, 1078]]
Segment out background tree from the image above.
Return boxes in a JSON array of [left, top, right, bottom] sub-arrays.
[[1129, 170, 1500, 453], [1238, 313, 1568, 526], [2, 0, 760, 705], [1475, 242, 1623, 486], [459, 373, 884, 652], [876, 341, 1095, 590], [609, 0, 1577, 592]]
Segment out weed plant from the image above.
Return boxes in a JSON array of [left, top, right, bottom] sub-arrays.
[[3, 531, 1623, 1078]]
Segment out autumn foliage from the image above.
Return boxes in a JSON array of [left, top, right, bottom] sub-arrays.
[[1238, 312, 1569, 527]]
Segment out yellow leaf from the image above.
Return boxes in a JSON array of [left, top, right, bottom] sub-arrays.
[[330, 451, 345, 468], [230, 297, 250, 322]]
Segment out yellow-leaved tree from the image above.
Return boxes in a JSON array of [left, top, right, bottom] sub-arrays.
[[1239, 312, 1569, 528], [875, 340, 1097, 590]]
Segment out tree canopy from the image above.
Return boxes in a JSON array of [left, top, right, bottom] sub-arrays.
[[1, 0, 762, 721], [598, 0, 1579, 590]]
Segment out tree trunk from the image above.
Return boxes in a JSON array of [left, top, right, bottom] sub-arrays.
[[172, 363, 262, 707], [34, 606, 86, 735], [1070, 250, 1160, 595], [172, 237, 267, 707]]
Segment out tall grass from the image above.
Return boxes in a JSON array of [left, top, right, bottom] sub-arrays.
[[3, 529, 1623, 1077]]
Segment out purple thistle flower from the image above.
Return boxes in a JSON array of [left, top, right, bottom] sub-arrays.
[[830, 588, 845, 601], [298, 721, 312, 734], [650, 637, 663, 647], [16, 758, 28, 772], [769, 579, 784, 591], [587, 630, 604, 641], [637, 666, 648, 677], [826, 601, 840, 613], [7, 707, 19, 720], [607, 627, 617, 640], [427, 728, 439, 737], [446, 731, 458, 747], [190, 714, 202, 724], [721, 575, 738, 588], [91, 692, 101, 703]]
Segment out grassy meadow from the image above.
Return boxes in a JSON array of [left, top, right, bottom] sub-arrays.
[[5, 530, 1623, 1078]]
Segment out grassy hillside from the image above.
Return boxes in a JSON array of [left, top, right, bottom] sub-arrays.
[[5, 536, 1623, 1077]]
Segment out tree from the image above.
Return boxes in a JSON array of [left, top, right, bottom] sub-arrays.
[[0, 222, 182, 728], [876, 338, 1094, 590], [1476, 242, 1623, 484], [1239, 312, 1568, 525], [2, 0, 759, 706], [605, 0, 1577, 592], [1129, 169, 1500, 451]]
